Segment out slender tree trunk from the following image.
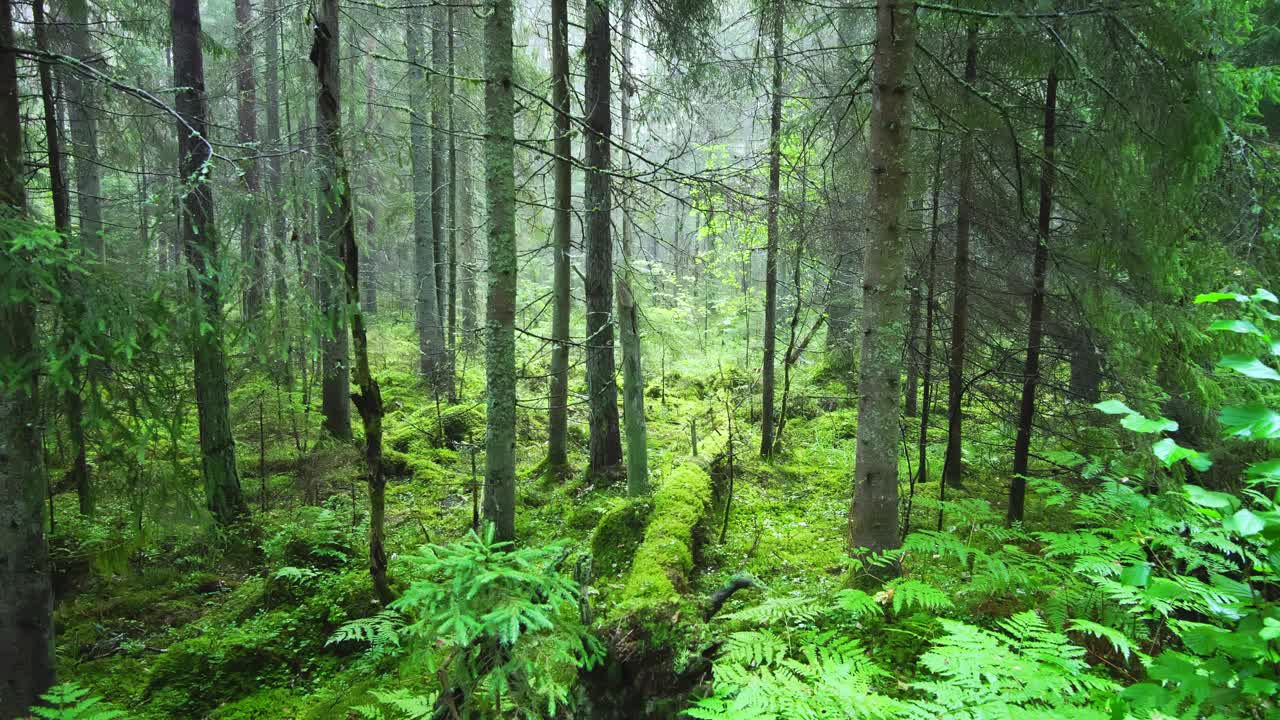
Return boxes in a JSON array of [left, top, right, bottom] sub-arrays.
[[236, 0, 265, 321], [911, 140, 942, 531], [362, 39, 379, 315], [408, 7, 446, 386], [265, 0, 288, 322], [849, 0, 916, 555], [431, 11, 448, 338], [446, 7, 457, 366], [460, 138, 477, 348], [943, 24, 977, 491], [1008, 63, 1057, 524], [760, 0, 784, 458], [312, 0, 391, 602], [483, 0, 517, 543], [64, 0, 104, 261], [904, 262, 921, 416], [547, 0, 572, 469], [173, 0, 249, 524], [0, 0, 54, 709], [584, 0, 623, 472]]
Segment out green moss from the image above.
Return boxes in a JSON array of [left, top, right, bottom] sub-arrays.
[[619, 464, 713, 615], [385, 403, 484, 452], [589, 497, 653, 581], [209, 687, 304, 719]]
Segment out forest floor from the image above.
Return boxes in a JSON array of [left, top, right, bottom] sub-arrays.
[[46, 319, 1050, 719]]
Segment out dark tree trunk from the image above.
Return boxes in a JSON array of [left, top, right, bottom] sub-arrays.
[[547, 0, 572, 469], [312, 0, 391, 602], [483, 0, 517, 543], [760, 0, 784, 458], [0, 0, 55, 710], [264, 0, 288, 320], [407, 7, 446, 386], [172, 0, 249, 524], [1008, 64, 1058, 524], [943, 23, 978, 491], [904, 259, 922, 417], [64, 0, 104, 260], [583, 0, 623, 472], [431, 10, 448, 339], [446, 7, 457, 362], [849, 0, 916, 556], [362, 38, 379, 316], [236, 0, 265, 321]]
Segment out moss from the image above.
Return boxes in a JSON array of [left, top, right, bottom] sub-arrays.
[[619, 464, 713, 615], [209, 687, 304, 719], [589, 498, 653, 581], [385, 403, 484, 452]]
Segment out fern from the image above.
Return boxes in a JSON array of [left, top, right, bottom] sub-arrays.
[[327, 610, 405, 650], [886, 579, 953, 615], [26, 683, 125, 720]]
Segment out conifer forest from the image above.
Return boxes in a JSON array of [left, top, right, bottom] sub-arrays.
[[4, 0, 1280, 717]]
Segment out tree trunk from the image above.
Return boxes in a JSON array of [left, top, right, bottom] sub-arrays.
[[312, 0, 391, 603], [849, 0, 916, 556], [264, 0, 288, 322], [618, 279, 649, 494], [362, 40, 378, 315], [236, 0, 265, 322], [431, 10, 449, 344], [910, 139, 942, 535], [547, 0, 572, 469], [1008, 63, 1057, 525], [760, 0, 784, 458], [446, 7, 457, 367], [584, 0, 623, 472], [0, 0, 55, 709], [904, 262, 921, 417], [64, 0, 104, 261], [483, 0, 517, 543], [408, 7, 447, 387], [943, 24, 977, 491], [173, 0, 249, 524]]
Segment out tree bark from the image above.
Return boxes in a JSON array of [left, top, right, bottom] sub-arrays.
[[483, 0, 517, 543], [1008, 63, 1057, 525], [236, 0, 265, 322], [849, 0, 916, 556], [446, 7, 457, 366], [312, 0, 391, 602], [173, 0, 249, 524], [0, 0, 55, 710], [64, 0, 104, 261], [264, 0, 288, 321], [584, 0, 623, 472], [362, 39, 378, 315], [407, 7, 447, 387], [943, 24, 978, 491], [760, 0, 784, 458], [547, 0, 572, 469], [431, 9, 449, 344]]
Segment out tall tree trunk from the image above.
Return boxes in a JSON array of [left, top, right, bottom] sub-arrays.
[[1008, 63, 1057, 524], [547, 0, 572, 469], [236, 0, 264, 322], [408, 7, 446, 386], [460, 138, 477, 348], [264, 0, 288, 323], [760, 0, 784, 458], [362, 38, 379, 316], [431, 10, 449, 343], [849, 0, 916, 555], [904, 260, 922, 416], [64, 0, 104, 261], [446, 7, 457, 362], [0, 0, 54, 710], [911, 140, 942, 532], [173, 0, 249, 524], [312, 0, 391, 602], [584, 0, 623, 472], [483, 0, 517, 543], [943, 24, 977, 491]]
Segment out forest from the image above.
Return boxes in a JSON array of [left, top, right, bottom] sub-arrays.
[[1, 0, 1279, 717]]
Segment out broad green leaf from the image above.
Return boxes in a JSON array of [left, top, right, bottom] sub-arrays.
[[1246, 457, 1280, 480], [1154, 439, 1214, 471], [1120, 563, 1151, 587], [1093, 399, 1135, 416], [1217, 355, 1280, 381], [1218, 405, 1280, 439], [1253, 288, 1279, 304], [1194, 292, 1247, 304], [1121, 413, 1179, 434], [1224, 508, 1265, 536], [1208, 319, 1265, 337], [1184, 483, 1238, 510]]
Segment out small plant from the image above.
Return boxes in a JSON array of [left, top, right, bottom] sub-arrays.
[[25, 683, 125, 720]]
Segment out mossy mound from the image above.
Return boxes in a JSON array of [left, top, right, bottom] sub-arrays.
[[618, 464, 713, 616], [590, 497, 653, 581], [385, 403, 485, 452]]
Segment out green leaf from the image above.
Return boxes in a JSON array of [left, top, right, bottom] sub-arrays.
[[1194, 292, 1247, 304], [1184, 484, 1239, 510], [1153, 439, 1214, 471], [1121, 413, 1179, 434], [1253, 288, 1278, 304], [1246, 458, 1280, 481], [1093, 399, 1135, 415], [1120, 563, 1151, 587], [1218, 405, 1280, 439], [1208, 319, 1265, 337], [1224, 508, 1265, 536], [1218, 355, 1280, 381]]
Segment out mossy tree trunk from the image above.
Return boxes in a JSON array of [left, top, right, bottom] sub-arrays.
[[173, 0, 250, 525], [547, 0, 572, 469], [618, 279, 648, 495], [431, 5, 454, 399], [312, 0, 391, 604], [483, 0, 517, 543], [849, 0, 916, 555], [0, 0, 54, 709], [760, 0, 784, 458], [584, 0, 623, 473], [1008, 62, 1058, 525]]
